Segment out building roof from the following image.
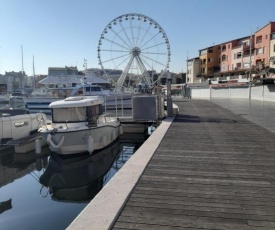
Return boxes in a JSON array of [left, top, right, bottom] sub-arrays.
[[38, 75, 109, 85]]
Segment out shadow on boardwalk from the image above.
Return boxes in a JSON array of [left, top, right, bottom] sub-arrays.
[[175, 114, 238, 124]]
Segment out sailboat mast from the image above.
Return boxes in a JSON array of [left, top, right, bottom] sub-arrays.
[[21, 45, 24, 74]]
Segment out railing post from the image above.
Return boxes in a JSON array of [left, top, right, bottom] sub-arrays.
[[121, 95, 124, 117], [104, 97, 107, 113], [115, 96, 118, 117]]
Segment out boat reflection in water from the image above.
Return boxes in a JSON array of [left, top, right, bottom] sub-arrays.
[[39, 140, 122, 202]]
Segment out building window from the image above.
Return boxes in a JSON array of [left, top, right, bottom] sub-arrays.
[[207, 67, 212, 72], [222, 55, 226, 62], [228, 44, 230, 49], [263, 46, 266, 54], [234, 52, 242, 59], [200, 50, 206, 56], [208, 47, 213, 53], [208, 58, 213, 62], [222, 45, 226, 52], [256, 35, 262, 44], [236, 63, 241, 68], [221, 65, 226, 71], [256, 48, 263, 55]]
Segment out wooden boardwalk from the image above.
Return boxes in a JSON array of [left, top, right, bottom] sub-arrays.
[[112, 99, 275, 230]]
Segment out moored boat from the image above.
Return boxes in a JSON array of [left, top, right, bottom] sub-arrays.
[[25, 83, 110, 115], [0, 112, 47, 153], [39, 96, 122, 155], [9, 90, 25, 104]]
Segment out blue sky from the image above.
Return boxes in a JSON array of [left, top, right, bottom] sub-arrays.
[[0, 0, 275, 75]]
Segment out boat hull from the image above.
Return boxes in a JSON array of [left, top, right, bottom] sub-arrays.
[[44, 123, 121, 155]]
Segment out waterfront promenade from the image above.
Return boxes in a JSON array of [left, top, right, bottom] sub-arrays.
[[69, 98, 275, 230]]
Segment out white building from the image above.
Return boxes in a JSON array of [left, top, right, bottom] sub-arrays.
[[187, 57, 200, 83]]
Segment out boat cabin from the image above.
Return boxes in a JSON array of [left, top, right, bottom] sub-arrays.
[[49, 96, 104, 127], [69, 84, 110, 96]]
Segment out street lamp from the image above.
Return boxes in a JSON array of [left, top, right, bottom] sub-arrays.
[[166, 71, 173, 117]]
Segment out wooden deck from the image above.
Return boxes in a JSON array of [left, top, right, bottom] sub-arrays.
[[112, 99, 275, 230]]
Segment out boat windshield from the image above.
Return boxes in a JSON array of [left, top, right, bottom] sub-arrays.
[[11, 92, 23, 97], [52, 107, 86, 122], [85, 86, 102, 91]]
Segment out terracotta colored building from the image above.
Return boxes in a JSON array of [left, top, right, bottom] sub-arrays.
[[198, 45, 220, 77], [254, 22, 275, 68], [188, 21, 275, 82]]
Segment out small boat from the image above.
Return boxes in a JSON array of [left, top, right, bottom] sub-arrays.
[[0, 94, 9, 104], [9, 91, 25, 104], [39, 96, 122, 155], [0, 112, 47, 153], [25, 83, 111, 115]]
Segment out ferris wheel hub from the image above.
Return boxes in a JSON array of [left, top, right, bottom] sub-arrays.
[[130, 47, 141, 57]]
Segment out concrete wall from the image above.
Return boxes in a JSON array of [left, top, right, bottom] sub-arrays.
[[190, 85, 275, 102]]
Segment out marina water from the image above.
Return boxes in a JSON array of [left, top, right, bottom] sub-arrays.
[[0, 102, 149, 229]]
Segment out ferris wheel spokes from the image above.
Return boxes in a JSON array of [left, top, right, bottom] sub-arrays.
[[141, 42, 167, 52], [119, 21, 134, 48], [135, 56, 152, 86], [140, 54, 167, 67], [100, 53, 131, 64], [109, 28, 132, 49], [103, 37, 130, 51], [137, 24, 153, 48], [139, 32, 161, 50], [136, 19, 143, 47]]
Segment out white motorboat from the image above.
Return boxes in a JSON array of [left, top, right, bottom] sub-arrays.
[[0, 112, 47, 153], [9, 91, 25, 104], [25, 83, 111, 115], [39, 96, 122, 155], [0, 94, 9, 104]]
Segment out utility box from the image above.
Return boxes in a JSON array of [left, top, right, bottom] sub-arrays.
[[132, 95, 165, 121]]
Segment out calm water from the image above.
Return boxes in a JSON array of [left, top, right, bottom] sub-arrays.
[[0, 102, 148, 230]]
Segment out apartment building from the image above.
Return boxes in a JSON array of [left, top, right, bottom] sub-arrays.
[[191, 21, 275, 81], [270, 32, 275, 69], [198, 45, 220, 77], [254, 22, 275, 68]]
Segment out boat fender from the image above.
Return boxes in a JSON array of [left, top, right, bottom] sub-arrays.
[[112, 130, 116, 140], [119, 125, 123, 135], [103, 136, 107, 146], [47, 134, 65, 149], [35, 139, 41, 154], [87, 135, 94, 154]]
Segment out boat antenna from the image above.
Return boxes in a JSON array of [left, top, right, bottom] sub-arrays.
[[33, 55, 36, 90], [21, 45, 25, 90]]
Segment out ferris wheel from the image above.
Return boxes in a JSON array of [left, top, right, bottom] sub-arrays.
[[97, 13, 171, 92]]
